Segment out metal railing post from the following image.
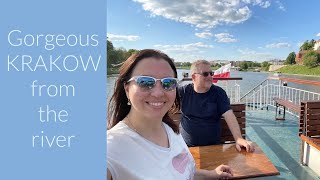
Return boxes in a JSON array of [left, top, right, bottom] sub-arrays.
[[266, 80, 269, 107], [259, 84, 262, 109], [278, 80, 281, 99]]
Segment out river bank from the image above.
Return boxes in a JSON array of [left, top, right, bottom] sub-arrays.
[[108, 65, 320, 77], [275, 65, 320, 77]]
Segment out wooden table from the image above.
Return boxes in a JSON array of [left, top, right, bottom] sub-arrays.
[[189, 143, 280, 179]]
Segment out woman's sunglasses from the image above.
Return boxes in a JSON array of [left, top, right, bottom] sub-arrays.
[[127, 76, 178, 91], [194, 71, 214, 77]]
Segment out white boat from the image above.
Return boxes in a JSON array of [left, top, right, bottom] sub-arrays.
[[273, 72, 282, 77]]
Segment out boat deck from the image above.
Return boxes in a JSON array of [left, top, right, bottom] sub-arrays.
[[246, 108, 319, 179]]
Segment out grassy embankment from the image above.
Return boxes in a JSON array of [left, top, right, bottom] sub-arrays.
[[275, 65, 320, 76]]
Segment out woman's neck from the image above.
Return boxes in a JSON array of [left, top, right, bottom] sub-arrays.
[[125, 111, 169, 148], [126, 112, 163, 134]]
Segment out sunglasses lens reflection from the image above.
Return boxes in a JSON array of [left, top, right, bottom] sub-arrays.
[[137, 77, 155, 89], [135, 76, 177, 91], [162, 78, 177, 90]]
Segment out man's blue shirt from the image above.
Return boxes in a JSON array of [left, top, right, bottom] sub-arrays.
[[178, 84, 231, 146]]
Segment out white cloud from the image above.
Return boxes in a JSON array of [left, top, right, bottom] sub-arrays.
[[261, 1, 271, 8], [195, 32, 213, 39], [154, 42, 213, 52], [153, 42, 213, 62], [266, 42, 291, 48], [214, 33, 238, 43], [316, 33, 320, 37], [107, 33, 140, 41], [133, 0, 269, 29], [242, 0, 271, 8], [237, 48, 274, 61], [172, 53, 207, 62], [276, 1, 286, 11]]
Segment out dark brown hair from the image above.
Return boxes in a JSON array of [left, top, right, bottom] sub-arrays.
[[107, 49, 180, 133]]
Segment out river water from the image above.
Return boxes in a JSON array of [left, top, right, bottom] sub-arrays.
[[107, 69, 320, 101]]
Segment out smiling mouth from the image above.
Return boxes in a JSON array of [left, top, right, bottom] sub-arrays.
[[147, 102, 165, 107]]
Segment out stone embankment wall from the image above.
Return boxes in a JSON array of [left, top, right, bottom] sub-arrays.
[[269, 65, 286, 71]]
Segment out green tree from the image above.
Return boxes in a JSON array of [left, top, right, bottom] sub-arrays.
[[285, 52, 296, 64], [300, 40, 309, 51], [184, 62, 191, 67], [174, 62, 182, 67], [261, 61, 271, 71], [107, 40, 120, 67], [300, 39, 316, 51], [116, 47, 128, 62], [309, 39, 316, 50], [303, 51, 320, 67], [240, 62, 248, 70], [261, 61, 269, 67], [247, 61, 253, 68], [127, 49, 139, 57], [253, 62, 261, 67]]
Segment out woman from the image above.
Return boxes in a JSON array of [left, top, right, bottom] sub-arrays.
[[107, 49, 233, 180]]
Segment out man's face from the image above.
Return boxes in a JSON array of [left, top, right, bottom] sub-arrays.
[[192, 64, 213, 92]]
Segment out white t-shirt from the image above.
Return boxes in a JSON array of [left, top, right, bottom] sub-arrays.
[[107, 121, 196, 180]]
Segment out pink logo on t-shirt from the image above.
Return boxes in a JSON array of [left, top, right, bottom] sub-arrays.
[[172, 149, 190, 174]]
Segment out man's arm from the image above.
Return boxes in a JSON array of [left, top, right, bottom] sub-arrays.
[[222, 110, 255, 152]]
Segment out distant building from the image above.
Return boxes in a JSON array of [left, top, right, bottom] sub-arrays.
[[230, 61, 242, 67], [314, 40, 320, 51], [209, 60, 230, 65], [268, 59, 284, 65]]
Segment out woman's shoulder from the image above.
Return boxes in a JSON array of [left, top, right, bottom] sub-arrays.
[[108, 121, 126, 134], [107, 121, 133, 144], [107, 121, 138, 154], [162, 122, 183, 142]]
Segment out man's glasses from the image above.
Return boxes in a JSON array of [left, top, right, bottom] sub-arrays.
[[194, 71, 214, 77], [127, 76, 178, 91]]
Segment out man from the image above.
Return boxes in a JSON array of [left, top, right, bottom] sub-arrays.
[[178, 60, 254, 152]]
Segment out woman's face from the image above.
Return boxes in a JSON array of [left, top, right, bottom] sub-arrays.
[[125, 57, 176, 120]]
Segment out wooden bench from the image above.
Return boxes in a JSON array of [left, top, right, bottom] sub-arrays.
[[299, 101, 320, 172], [169, 103, 246, 143], [274, 98, 301, 120], [221, 103, 246, 142]]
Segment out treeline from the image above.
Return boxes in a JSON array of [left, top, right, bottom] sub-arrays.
[[285, 39, 320, 67], [174, 62, 222, 68], [107, 40, 139, 68], [176, 61, 270, 71], [106, 40, 282, 73]]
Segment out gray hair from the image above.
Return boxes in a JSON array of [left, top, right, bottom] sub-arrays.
[[190, 60, 211, 74]]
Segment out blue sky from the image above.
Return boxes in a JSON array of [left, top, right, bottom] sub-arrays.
[[107, 0, 320, 62]]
